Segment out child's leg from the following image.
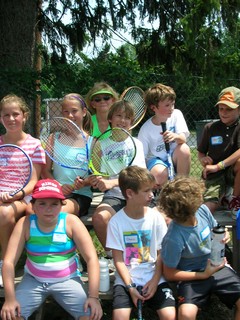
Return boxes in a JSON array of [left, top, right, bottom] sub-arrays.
[[149, 283, 176, 320], [156, 306, 176, 320], [92, 197, 125, 250], [92, 203, 115, 249], [112, 285, 133, 320], [113, 308, 132, 320], [234, 298, 240, 320], [172, 143, 191, 175], [150, 164, 168, 188], [178, 303, 198, 320]]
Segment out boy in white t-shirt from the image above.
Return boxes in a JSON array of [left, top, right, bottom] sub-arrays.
[[138, 83, 191, 189], [106, 166, 176, 320]]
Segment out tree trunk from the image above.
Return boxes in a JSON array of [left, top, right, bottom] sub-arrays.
[[0, 0, 38, 69]]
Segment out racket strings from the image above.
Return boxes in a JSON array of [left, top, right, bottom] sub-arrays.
[[0, 147, 32, 193], [90, 129, 136, 176], [40, 117, 89, 170]]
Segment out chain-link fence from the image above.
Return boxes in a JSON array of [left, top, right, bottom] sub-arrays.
[[39, 73, 225, 178], [1, 73, 238, 177]]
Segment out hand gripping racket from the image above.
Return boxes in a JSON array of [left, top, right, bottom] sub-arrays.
[[88, 128, 137, 177], [120, 86, 146, 129], [161, 122, 175, 181], [137, 285, 143, 320], [0, 144, 33, 196], [40, 117, 89, 176]]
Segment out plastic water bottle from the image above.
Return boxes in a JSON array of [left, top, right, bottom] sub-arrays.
[[99, 257, 110, 292], [210, 224, 225, 266]]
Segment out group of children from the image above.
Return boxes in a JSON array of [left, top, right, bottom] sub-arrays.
[[1, 83, 240, 319]]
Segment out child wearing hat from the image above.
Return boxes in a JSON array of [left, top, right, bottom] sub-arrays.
[[197, 86, 240, 218], [0, 179, 103, 320], [85, 82, 119, 137]]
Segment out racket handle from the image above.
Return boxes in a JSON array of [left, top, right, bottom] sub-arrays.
[[161, 122, 170, 152], [137, 285, 143, 320]]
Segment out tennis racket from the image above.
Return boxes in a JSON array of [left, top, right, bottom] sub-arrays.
[[161, 122, 175, 181], [137, 285, 143, 320], [88, 127, 137, 177], [120, 86, 146, 129], [40, 117, 89, 176], [0, 144, 33, 196]]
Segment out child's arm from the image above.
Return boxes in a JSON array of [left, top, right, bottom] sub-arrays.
[[141, 250, 162, 300], [163, 258, 226, 282], [112, 249, 145, 307], [162, 131, 186, 145], [67, 215, 103, 319], [88, 175, 118, 192], [1, 217, 29, 319], [203, 149, 240, 177]]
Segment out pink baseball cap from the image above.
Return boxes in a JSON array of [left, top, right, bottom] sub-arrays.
[[32, 179, 65, 199]]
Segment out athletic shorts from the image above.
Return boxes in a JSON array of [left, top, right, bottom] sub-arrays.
[[147, 157, 168, 171], [204, 167, 234, 203], [68, 193, 92, 217], [16, 274, 90, 319], [112, 282, 175, 310], [177, 265, 240, 309], [100, 196, 126, 213]]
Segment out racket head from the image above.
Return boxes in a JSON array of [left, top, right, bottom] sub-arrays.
[[89, 128, 136, 177], [120, 86, 146, 129], [40, 117, 89, 171], [0, 144, 33, 196]]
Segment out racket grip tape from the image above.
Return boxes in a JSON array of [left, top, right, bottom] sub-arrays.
[[137, 285, 143, 320], [161, 122, 170, 152]]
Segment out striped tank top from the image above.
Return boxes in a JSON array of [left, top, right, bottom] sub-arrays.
[[25, 213, 80, 283]]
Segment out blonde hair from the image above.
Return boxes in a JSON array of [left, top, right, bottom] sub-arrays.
[[157, 176, 205, 223], [119, 166, 155, 199], [145, 83, 176, 112], [62, 93, 92, 134], [0, 94, 30, 121], [85, 82, 119, 114]]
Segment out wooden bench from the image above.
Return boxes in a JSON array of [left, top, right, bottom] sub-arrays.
[[1, 199, 239, 319]]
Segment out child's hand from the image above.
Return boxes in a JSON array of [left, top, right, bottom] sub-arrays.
[[223, 227, 230, 244], [203, 258, 226, 278], [0, 192, 14, 203], [129, 287, 146, 307], [202, 164, 219, 178], [199, 156, 213, 167], [84, 297, 103, 320], [162, 130, 175, 143], [1, 300, 21, 320], [74, 176, 85, 189], [61, 184, 74, 196], [142, 280, 158, 300], [89, 175, 112, 192]]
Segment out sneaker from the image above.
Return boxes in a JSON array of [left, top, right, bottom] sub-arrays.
[[229, 196, 240, 219], [0, 260, 3, 287]]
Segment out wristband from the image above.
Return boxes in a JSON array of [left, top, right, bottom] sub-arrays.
[[126, 283, 136, 291], [217, 161, 225, 171], [19, 189, 25, 200]]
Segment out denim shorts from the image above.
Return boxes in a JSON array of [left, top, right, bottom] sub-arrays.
[[16, 274, 90, 319], [147, 157, 168, 171]]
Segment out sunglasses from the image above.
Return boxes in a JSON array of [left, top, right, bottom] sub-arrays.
[[93, 96, 111, 102]]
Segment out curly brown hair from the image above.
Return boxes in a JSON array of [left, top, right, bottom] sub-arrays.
[[157, 176, 205, 223]]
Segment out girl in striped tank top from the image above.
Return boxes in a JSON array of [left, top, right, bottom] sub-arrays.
[[1, 179, 102, 320], [0, 94, 46, 288]]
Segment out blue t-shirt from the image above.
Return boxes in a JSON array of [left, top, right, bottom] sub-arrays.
[[161, 204, 217, 271]]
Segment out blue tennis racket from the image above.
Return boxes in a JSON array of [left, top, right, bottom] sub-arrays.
[[40, 117, 89, 176], [0, 144, 33, 196]]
